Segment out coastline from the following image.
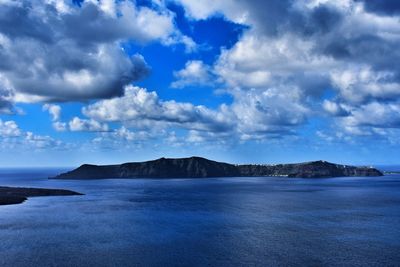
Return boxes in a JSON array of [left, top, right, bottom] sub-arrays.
[[0, 186, 83, 206]]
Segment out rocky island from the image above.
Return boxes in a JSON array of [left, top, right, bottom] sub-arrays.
[[0, 186, 82, 206], [54, 157, 383, 179]]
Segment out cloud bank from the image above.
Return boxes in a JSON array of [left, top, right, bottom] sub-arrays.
[[173, 0, 400, 142]]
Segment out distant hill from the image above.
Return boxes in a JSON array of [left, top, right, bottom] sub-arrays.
[[54, 157, 383, 179]]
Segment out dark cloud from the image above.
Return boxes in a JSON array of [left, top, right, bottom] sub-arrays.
[[62, 4, 124, 46], [0, 87, 14, 114], [242, 0, 293, 36], [320, 34, 400, 70], [356, 0, 400, 16], [289, 73, 331, 98], [0, 3, 55, 42], [0, 98, 13, 114], [224, 0, 343, 38], [303, 5, 343, 35]]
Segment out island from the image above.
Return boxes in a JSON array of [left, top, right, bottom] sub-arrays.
[[54, 157, 383, 179], [0, 186, 83, 206]]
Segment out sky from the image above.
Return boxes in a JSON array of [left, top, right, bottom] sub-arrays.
[[0, 0, 399, 167]]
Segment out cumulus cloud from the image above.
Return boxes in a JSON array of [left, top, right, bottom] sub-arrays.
[[176, 0, 343, 36], [171, 60, 213, 88], [322, 100, 350, 117], [91, 126, 157, 150], [0, 119, 21, 137], [43, 104, 61, 121], [175, 0, 400, 141], [214, 32, 334, 92], [111, 126, 152, 141], [330, 66, 400, 104], [173, 0, 229, 21], [340, 102, 400, 129], [230, 88, 309, 138], [83, 85, 233, 132], [43, 0, 397, 144], [0, 0, 194, 105], [2, 0, 400, 148], [81, 85, 311, 142], [24, 131, 64, 149], [53, 121, 67, 132], [0, 119, 67, 150], [69, 117, 109, 132]]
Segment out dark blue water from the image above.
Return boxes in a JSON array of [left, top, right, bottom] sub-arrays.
[[0, 169, 400, 266]]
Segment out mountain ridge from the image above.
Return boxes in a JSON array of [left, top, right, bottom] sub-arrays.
[[53, 157, 383, 179]]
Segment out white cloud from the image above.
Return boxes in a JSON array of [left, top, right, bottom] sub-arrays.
[[83, 85, 233, 132], [175, 0, 248, 23], [231, 87, 309, 138], [316, 130, 353, 143], [112, 126, 151, 141], [171, 60, 213, 88], [322, 100, 349, 116], [118, 1, 176, 43], [341, 102, 400, 129], [53, 121, 67, 132], [0, 119, 67, 150], [91, 126, 157, 150], [69, 117, 109, 132], [0, 119, 21, 137], [214, 32, 335, 91], [43, 104, 61, 121], [82, 84, 311, 141], [97, 0, 117, 17], [330, 66, 400, 104], [24, 131, 63, 149], [180, 35, 197, 53]]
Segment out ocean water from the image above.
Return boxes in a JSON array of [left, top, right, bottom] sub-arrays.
[[0, 169, 400, 267]]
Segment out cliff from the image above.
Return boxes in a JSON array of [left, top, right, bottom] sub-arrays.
[[238, 160, 382, 178], [54, 157, 383, 179]]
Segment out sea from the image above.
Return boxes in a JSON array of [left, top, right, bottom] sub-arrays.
[[0, 167, 400, 267]]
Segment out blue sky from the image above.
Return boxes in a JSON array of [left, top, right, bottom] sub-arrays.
[[0, 0, 399, 167]]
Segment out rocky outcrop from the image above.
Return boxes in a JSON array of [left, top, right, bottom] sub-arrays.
[[54, 157, 383, 179], [0, 186, 83, 206]]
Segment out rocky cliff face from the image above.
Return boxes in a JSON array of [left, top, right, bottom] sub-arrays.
[[118, 157, 240, 178], [56, 157, 240, 179], [54, 157, 383, 179]]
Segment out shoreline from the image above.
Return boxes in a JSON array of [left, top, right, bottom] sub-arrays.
[[0, 186, 83, 206]]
